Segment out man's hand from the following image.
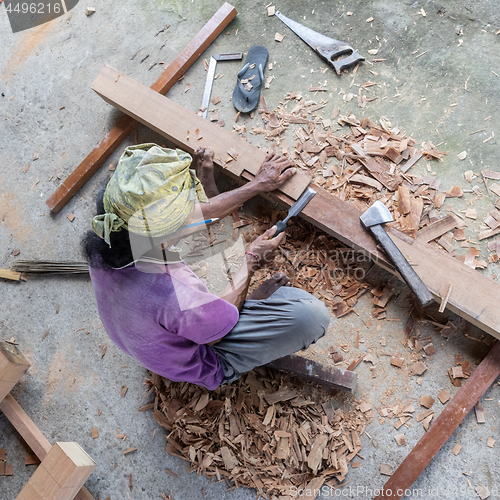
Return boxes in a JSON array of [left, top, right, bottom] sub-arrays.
[[252, 153, 296, 193], [247, 226, 286, 267]]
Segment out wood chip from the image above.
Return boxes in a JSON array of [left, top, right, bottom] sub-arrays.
[[457, 151, 467, 160], [25, 454, 40, 466], [120, 385, 128, 397], [408, 361, 427, 376], [437, 390, 450, 404], [487, 437, 495, 448], [452, 443, 461, 455], [67, 213, 75, 222], [475, 403, 486, 423], [123, 447, 137, 455], [92, 427, 99, 439], [275, 33, 284, 42], [380, 463, 392, 476], [476, 484, 490, 500], [390, 357, 404, 368], [423, 343, 437, 356], [267, 5, 275, 16], [394, 434, 406, 446], [419, 395, 435, 409]]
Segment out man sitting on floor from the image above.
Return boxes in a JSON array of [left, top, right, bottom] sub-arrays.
[[83, 143, 330, 390]]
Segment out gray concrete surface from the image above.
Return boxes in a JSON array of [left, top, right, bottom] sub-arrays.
[[1, 0, 500, 499]]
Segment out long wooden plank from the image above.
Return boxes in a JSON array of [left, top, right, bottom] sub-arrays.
[[91, 66, 311, 200], [45, 2, 237, 213], [91, 67, 500, 340], [0, 394, 95, 500], [374, 341, 500, 500]]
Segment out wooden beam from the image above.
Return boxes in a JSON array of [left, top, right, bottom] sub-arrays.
[[90, 67, 500, 341], [374, 341, 500, 500], [45, 2, 238, 213], [17, 442, 96, 500], [91, 66, 311, 201], [0, 342, 30, 402], [266, 354, 357, 392], [0, 395, 96, 500]]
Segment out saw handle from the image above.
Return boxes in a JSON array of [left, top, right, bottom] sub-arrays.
[[368, 224, 434, 307]]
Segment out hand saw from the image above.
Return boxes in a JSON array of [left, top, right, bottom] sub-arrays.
[[275, 11, 364, 74]]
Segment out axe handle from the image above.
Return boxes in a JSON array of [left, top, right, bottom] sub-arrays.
[[369, 224, 434, 307]]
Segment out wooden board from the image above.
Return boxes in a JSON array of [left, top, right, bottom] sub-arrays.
[[92, 68, 500, 341], [266, 354, 357, 392], [0, 342, 30, 402], [91, 66, 311, 201], [0, 395, 95, 500], [45, 2, 238, 212], [17, 442, 96, 500], [374, 341, 500, 500]]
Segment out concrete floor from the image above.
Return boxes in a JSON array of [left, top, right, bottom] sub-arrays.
[[1, 0, 500, 498]]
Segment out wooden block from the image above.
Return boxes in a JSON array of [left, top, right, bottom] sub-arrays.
[[0, 462, 4, 476], [46, 2, 238, 212], [0, 341, 30, 401], [0, 396, 95, 500], [437, 390, 450, 404], [91, 66, 311, 201], [419, 395, 435, 409], [5, 463, 13, 476], [17, 443, 96, 500]]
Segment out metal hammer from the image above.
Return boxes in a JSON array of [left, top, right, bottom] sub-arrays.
[[201, 52, 242, 118], [360, 201, 434, 307]]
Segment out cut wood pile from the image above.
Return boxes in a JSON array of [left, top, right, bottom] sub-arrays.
[[145, 367, 373, 498], [243, 213, 372, 319]]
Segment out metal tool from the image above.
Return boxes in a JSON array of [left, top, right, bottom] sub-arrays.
[[275, 11, 364, 75], [201, 52, 242, 118], [360, 201, 434, 307], [273, 187, 317, 238]]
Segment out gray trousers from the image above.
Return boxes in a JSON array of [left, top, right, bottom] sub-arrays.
[[211, 287, 331, 384]]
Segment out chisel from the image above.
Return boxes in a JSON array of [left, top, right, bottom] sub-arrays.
[[272, 187, 317, 238]]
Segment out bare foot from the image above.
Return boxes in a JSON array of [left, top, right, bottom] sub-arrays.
[[193, 147, 219, 198], [247, 272, 290, 300]]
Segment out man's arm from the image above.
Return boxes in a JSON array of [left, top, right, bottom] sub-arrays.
[[199, 153, 296, 221], [208, 226, 285, 345]]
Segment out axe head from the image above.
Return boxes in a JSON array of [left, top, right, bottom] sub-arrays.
[[360, 201, 393, 228]]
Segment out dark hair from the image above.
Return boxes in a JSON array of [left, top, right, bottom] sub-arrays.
[[82, 186, 134, 270]]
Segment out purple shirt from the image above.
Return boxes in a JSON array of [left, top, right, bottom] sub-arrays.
[[89, 259, 239, 390]]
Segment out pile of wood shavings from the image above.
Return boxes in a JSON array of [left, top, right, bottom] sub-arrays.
[[243, 210, 372, 318], [255, 96, 446, 241], [145, 367, 373, 498]]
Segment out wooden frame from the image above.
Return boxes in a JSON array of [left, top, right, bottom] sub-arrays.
[[90, 65, 500, 340], [45, 2, 238, 213], [0, 345, 96, 500]]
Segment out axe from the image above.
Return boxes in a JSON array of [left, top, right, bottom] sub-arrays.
[[360, 201, 434, 307]]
